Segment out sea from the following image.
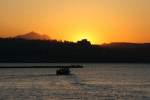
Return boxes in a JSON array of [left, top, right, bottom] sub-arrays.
[[0, 63, 150, 100]]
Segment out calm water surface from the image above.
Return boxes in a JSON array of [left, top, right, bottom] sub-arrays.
[[0, 63, 150, 100]]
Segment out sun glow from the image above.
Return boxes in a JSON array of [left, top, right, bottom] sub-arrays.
[[73, 32, 98, 44]]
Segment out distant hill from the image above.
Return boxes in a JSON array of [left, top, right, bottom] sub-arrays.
[[101, 42, 150, 48], [15, 31, 50, 40]]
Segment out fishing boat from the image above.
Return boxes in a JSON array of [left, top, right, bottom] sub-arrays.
[[56, 68, 71, 75]]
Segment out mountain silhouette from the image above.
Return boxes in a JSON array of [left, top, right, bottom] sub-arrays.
[[15, 31, 50, 40], [0, 37, 150, 62]]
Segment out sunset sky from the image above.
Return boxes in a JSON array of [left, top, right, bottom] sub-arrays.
[[0, 0, 150, 44]]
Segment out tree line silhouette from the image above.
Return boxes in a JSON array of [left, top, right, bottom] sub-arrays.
[[0, 38, 150, 63]]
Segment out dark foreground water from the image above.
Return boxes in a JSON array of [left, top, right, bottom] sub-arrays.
[[0, 63, 150, 100]]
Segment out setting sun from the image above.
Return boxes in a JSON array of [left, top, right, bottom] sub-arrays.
[[72, 32, 98, 44], [0, 0, 150, 44]]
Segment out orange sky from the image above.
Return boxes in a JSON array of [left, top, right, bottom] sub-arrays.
[[0, 0, 150, 44]]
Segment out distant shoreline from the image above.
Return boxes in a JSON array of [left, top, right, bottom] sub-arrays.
[[0, 60, 150, 63], [0, 38, 150, 63]]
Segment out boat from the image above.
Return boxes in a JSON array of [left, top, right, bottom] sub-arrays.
[[56, 68, 71, 75]]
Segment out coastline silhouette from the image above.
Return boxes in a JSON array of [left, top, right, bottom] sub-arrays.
[[0, 34, 150, 63]]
